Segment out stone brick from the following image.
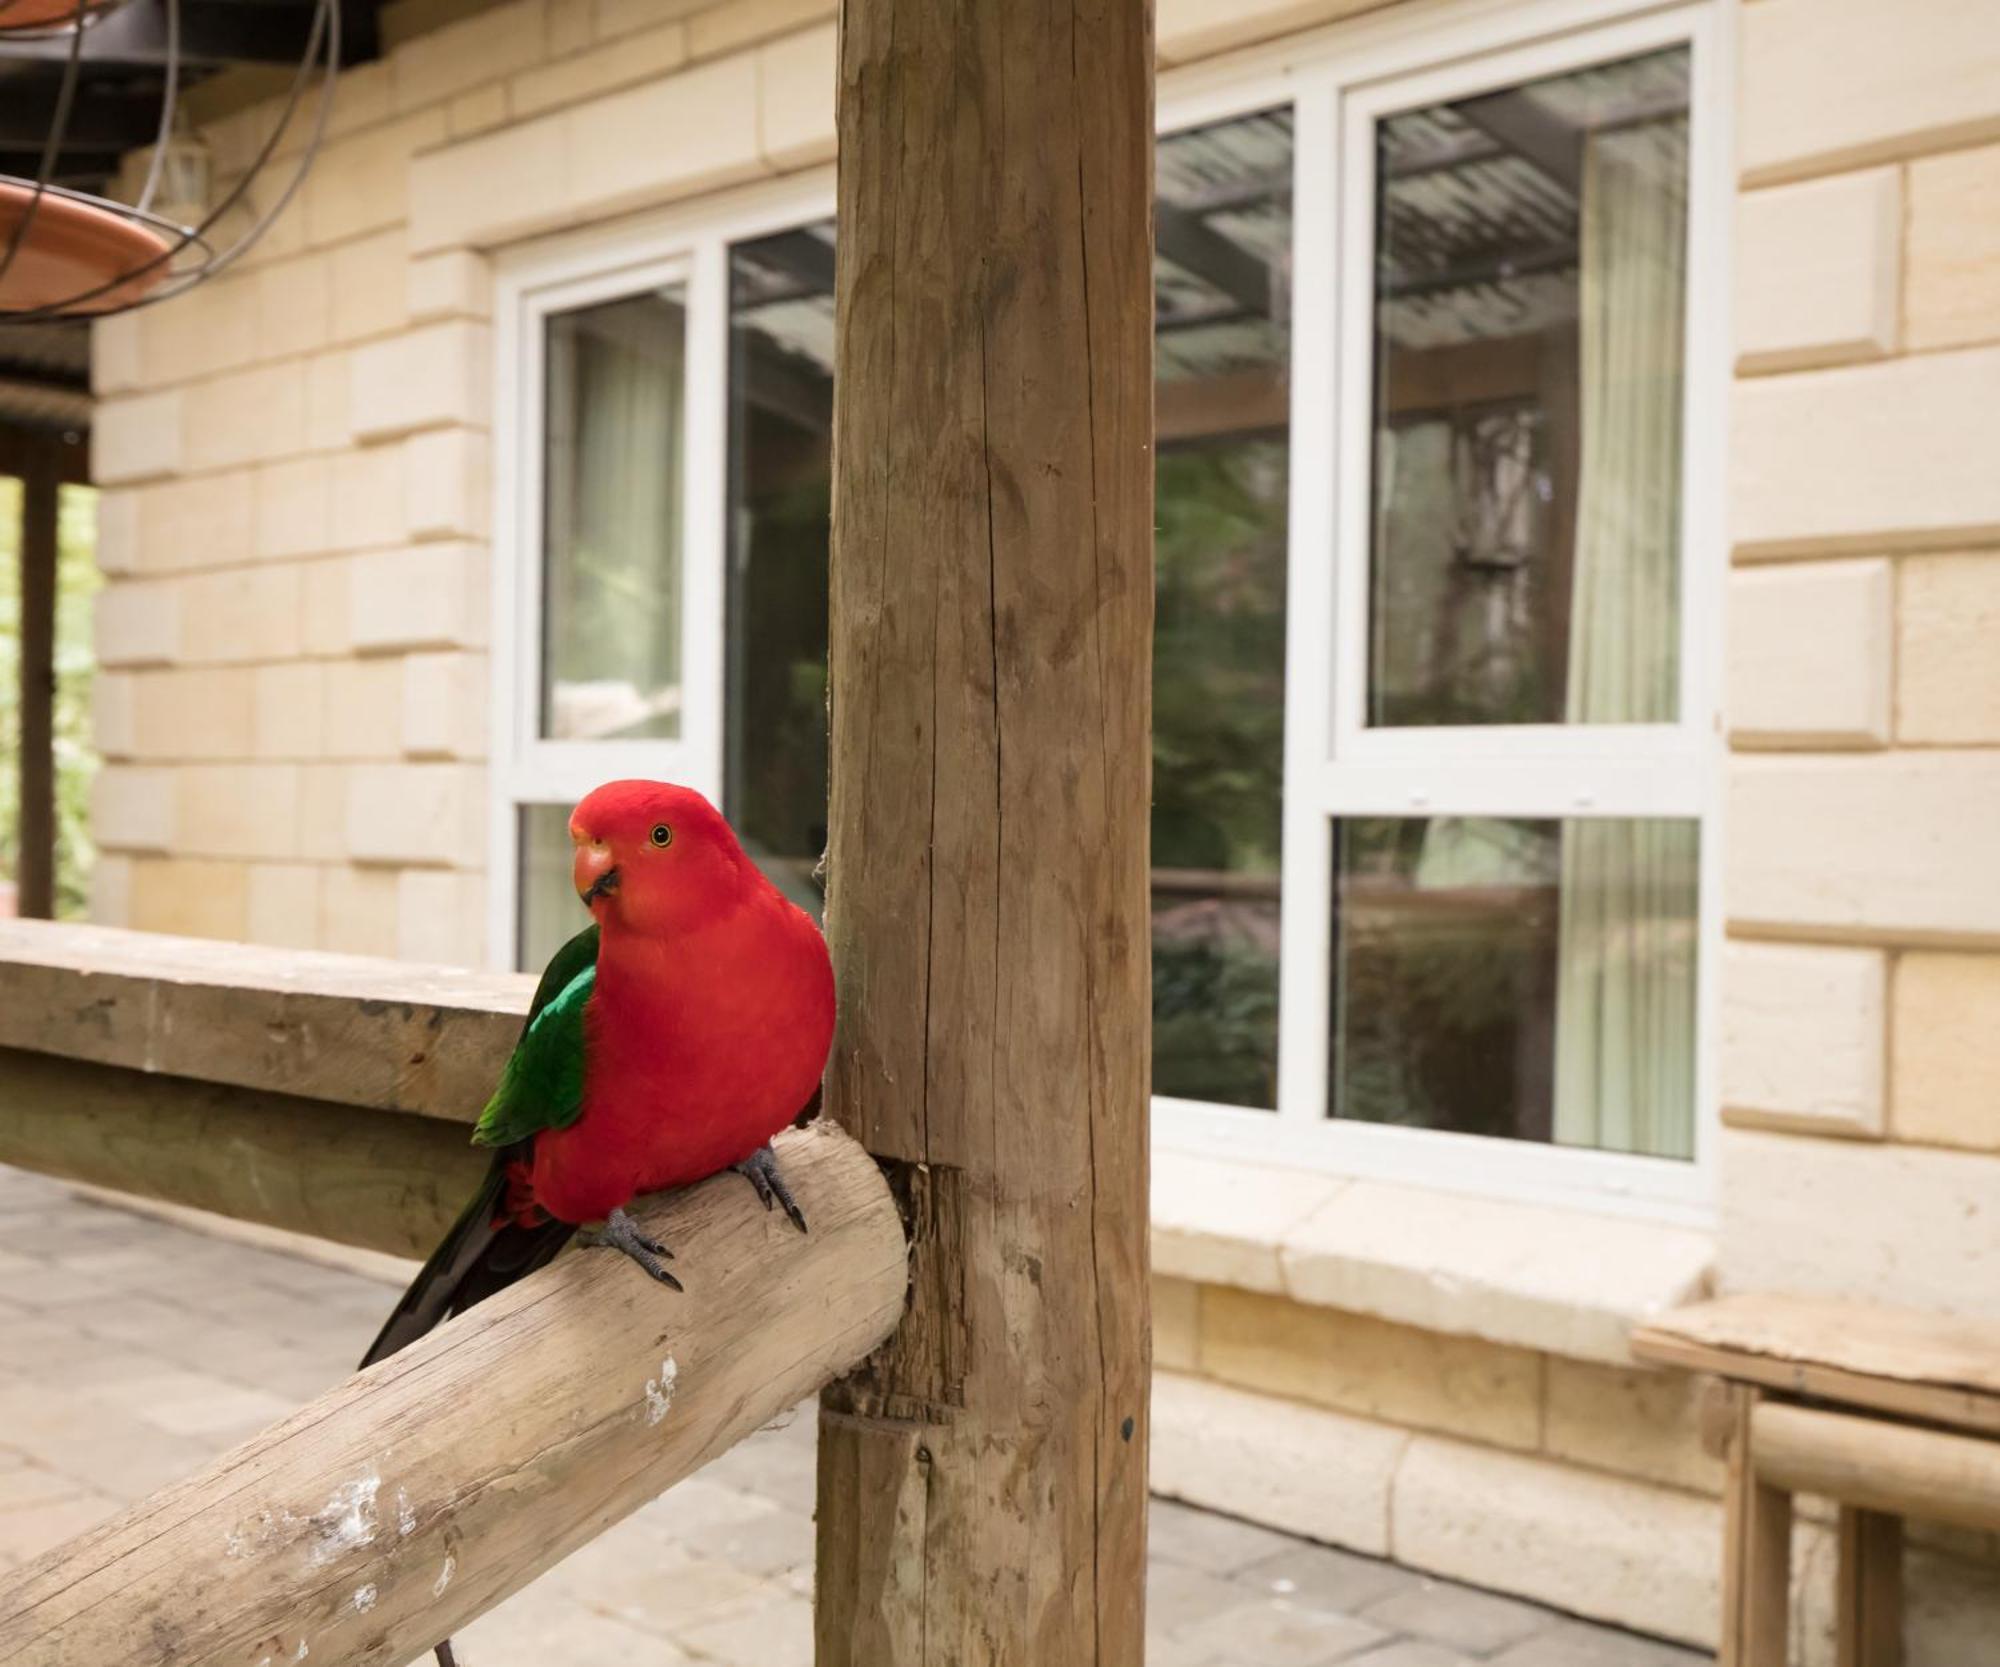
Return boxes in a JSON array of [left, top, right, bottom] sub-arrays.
[[401, 650, 487, 758], [1281, 1182, 1713, 1367], [254, 457, 336, 559], [92, 310, 142, 396], [303, 111, 447, 246], [182, 363, 308, 471], [1156, 0, 1393, 65], [758, 22, 834, 170], [247, 863, 323, 949], [296, 764, 349, 860], [253, 254, 333, 362], [94, 580, 179, 667], [325, 59, 394, 140], [593, 0, 711, 40], [1733, 347, 2000, 557], [1719, 1127, 2000, 1318], [1152, 1372, 1405, 1557], [330, 227, 411, 344], [688, 0, 826, 60], [510, 22, 688, 118], [1898, 552, 2000, 744], [136, 471, 256, 573], [349, 542, 489, 652], [1721, 942, 1886, 1138], [1891, 953, 2000, 1153], [300, 556, 356, 656], [321, 659, 408, 759], [174, 765, 303, 860], [1907, 140, 2000, 351], [1727, 559, 1890, 748], [1154, 1276, 1198, 1372], [252, 662, 325, 760], [128, 857, 251, 940], [1728, 753, 2000, 942], [94, 392, 184, 485], [1736, 169, 1899, 373], [1740, 0, 2000, 184], [130, 667, 258, 761], [178, 565, 304, 663], [348, 322, 491, 440], [403, 428, 490, 541], [1152, 1149, 1341, 1294], [1393, 1440, 1716, 1648], [95, 489, 139, 576], [446, 83, 512, 138], [568, 55, 766, 221], [344, 763, 483, 865], [304, 351, 352, 451], [546, 0, 591, 56], [91, 855, 132, 926], [406, 250, 493, 323], [331, 445, 409, 550], [92, 767, 174, 852], [319, 863, 402, 956], [409, 111, 570, 253], [393, 0, 546, 112], [93, 672, 136, 759], [1542, 1358, 1725, 1497], [138, 271, 259, 386], [397, 868, 488, 966]]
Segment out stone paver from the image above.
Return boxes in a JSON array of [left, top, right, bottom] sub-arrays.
[[0, 1164, 1713, 1666]]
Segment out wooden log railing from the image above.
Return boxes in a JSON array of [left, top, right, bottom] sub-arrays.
[[0, 919, 909, 1666]]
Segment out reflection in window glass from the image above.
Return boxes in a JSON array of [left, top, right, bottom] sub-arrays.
[[725, 225, 836, 916], [1367, 47, 1689, 728], [1151, 108, 1293, 1110], [541, 286, 687, 741], [518, 803, 585, 973], [1330, 816, 1696, 1158]]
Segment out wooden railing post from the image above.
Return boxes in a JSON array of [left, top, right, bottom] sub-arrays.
[[815, 1, 1155, 1662]]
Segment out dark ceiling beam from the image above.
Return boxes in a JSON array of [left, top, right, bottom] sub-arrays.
[[1451, 90, 1582, 194], [0, 0, 374, 69], [0, 86, 165, 150], [1156, 200, 1275, 320]]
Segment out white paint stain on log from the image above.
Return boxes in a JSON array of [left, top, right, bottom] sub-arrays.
[[352, 1585, 377, 1613], [433, 1554, 456, 1597], [307, 1472, 381, 1567], [644, 1357, 678, 1425], [396, 1488, 416, 1536]]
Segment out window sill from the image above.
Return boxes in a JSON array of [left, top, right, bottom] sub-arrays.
[[1151, 1149, 1715, 1366]]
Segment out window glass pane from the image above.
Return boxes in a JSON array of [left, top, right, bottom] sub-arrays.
[[725, 224, 836, 916], [1330, 815, 1696, 1159], [1366, 47, 1689, 728], [1152, 107, 1292, 1110], [518, 803, 584, 972], [541, 285, 687, 740]]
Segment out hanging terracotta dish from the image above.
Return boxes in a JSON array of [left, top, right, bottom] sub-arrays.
[[0, 180, 174, 314], [0, 0, 97, 31]]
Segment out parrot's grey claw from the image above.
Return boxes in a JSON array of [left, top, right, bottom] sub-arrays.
[[583, 1207, 683, 1290], [733, 1146, 808, 1235]]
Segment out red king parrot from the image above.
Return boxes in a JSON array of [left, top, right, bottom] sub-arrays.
[[360, 782, 834, 1664]]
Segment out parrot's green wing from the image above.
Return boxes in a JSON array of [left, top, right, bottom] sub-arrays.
[[471, 923, 599, 1149]]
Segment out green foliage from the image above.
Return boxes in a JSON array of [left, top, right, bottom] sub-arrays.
[[0, 480, 99, 920]]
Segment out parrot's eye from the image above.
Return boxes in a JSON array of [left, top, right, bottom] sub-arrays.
[[649, 824, 673, 849]]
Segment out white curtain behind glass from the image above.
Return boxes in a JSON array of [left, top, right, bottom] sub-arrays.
[[1552, 120, 1698, 1159]]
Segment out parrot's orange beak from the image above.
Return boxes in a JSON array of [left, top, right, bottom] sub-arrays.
[[574, 839, 619, 905]]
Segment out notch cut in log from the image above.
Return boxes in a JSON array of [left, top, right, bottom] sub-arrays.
[[0, 1123, 906, 1667]]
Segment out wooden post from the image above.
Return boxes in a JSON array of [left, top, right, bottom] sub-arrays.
[[1721, 1386, 1792, 1667], [815, 0, 1154, 1663], [1836, 1508, 1902, 1667], [0, 1123, 905, 1667], [16, 443, 58, 920]]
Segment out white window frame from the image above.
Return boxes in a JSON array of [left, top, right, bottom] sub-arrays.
[[489, 0, 1730, 1225]]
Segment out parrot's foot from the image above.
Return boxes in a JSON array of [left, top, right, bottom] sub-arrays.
[[733, 1145, 808, 1235], [580, 1207, 683, 1290]]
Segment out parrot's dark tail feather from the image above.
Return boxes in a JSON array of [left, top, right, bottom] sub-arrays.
[[358, 1141, 577, 1370], [434, 1644, 459, 1667]]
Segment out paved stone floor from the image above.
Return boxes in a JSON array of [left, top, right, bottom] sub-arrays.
[[0, 1165, 1708, 1666]]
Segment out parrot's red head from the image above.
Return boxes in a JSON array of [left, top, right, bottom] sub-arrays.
[[569, 780, 755, 938]]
